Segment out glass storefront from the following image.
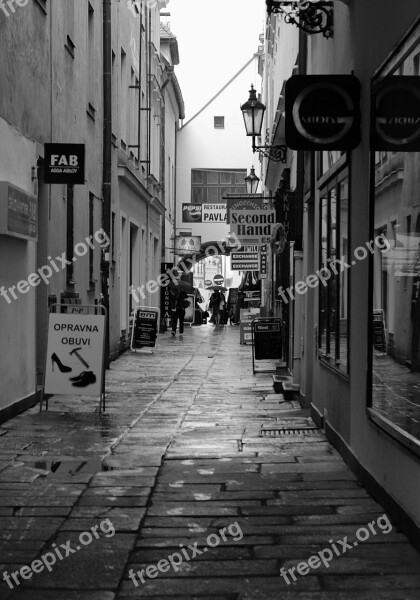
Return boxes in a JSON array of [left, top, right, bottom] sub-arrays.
[[370, 22, 420, 449]]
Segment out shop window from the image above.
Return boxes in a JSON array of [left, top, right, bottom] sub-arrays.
[[318, 168, 349, 372], [369, 19, 420, 453]]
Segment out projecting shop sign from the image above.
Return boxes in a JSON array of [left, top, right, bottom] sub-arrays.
[[231, 251, 259, 271], [44, 143, 86, 184], [226, 197, 266, 224], [285, 75, 361, 150], [372, 77, 420, 150], [44, 313, 105, 396], [230, 209, 276, 245], [182, 204, 226, 223]]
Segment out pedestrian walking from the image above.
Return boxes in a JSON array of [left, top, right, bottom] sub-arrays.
[[170, 289, 189, 337], [209, 290, 221, 326]]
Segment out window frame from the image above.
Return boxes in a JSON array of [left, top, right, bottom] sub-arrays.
[[317, 158, 350, 376]]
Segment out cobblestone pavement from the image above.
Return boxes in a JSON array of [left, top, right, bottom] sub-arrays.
[[1, 325, 420, 599]]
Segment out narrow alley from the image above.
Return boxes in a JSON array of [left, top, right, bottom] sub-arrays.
[[1, 325, 419, 599]]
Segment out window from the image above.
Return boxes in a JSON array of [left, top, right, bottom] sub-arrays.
[[214, 116, 225, 129], [369, 19, 420, 453], [88, 193, 94, 284], [65, 0, 75, 57], [318, 168, 349, 372], [120, 48, 127, 147], [87, 3, 95, 115], [191, 169, 247, 204]]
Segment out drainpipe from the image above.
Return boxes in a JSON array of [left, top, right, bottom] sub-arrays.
[[102, 0, 112, 366]]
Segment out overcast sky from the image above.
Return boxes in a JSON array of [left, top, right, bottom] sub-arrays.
[[167, 0, 265, 119]]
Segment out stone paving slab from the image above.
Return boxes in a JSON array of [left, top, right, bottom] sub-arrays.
[[0, 325, 419, 600]]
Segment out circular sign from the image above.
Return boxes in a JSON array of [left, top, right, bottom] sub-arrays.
[[293, 82, 356, 145], [213, 274, 224, 285], [375, 78, 420, 149], [204, 279, 212, 286]]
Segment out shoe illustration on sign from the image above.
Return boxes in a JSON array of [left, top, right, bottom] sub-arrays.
[[51, 353, 72, 373], [71, 371, 97, 387]]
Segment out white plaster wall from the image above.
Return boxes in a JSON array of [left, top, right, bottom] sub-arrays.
[[0, 118, 37, 407], [176, 57, 260, 246]]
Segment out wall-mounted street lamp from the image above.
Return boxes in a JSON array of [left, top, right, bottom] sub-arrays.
[[266, 1, 334, 38], [245, 166, 260, 195], [240, 85, 287, 163]]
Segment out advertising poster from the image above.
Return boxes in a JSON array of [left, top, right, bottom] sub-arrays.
[[44, 314, 105, 396]]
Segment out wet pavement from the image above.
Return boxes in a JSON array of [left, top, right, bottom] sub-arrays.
[[0, 324, 420, 599]]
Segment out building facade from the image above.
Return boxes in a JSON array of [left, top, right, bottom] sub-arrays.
[[0, 0, 183, 418], [259, 0, 420, 539]]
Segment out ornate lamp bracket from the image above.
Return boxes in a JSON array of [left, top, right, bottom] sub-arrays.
[[254, 144, 288, 163], [266, 0, 334, 38]]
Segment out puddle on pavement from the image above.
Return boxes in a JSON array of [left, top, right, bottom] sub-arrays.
[[16, 458, 107, 475]]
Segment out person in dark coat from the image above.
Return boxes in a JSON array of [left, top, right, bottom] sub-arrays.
[[170, 289, 188, 336]]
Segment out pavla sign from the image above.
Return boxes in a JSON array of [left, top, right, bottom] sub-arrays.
[[285, 75, 361, 150], [44, 143, 85, 184]]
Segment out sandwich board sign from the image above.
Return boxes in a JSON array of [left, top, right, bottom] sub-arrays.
[[44, 312, 105, 396], [131, 306, 160, 350]]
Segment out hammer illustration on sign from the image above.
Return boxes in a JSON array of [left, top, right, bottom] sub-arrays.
[[69, 347, 90, 369]]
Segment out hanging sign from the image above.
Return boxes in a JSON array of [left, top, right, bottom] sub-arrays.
[[230, 209, 276, 245], [226, 197, 266, 224], [285, 75, 361, 150], [259, 245, 268, 279], [44, 313, 105, 396], [44, 144, 86, 184], [231, 251, 259, 271], [174, 235, 201, 255], [161, 263, 173, 319], [131, 307, 159, 349], [182, 204, 227, 223], [373, 77, 420, 151]]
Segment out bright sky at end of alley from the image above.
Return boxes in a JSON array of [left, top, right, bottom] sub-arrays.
[[167, 0, 266, 120]]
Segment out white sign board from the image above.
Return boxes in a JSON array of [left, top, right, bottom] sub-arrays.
[[230, 209, 276, 245], [44, 314, 105, 396]]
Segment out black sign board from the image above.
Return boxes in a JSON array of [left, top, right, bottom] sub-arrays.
[[373, 309, 386, 352], [44, 144, 85, 184], [161, 263, 173, 320], [251, 318, 283, 373], [131, 308, 159, 349], [285, 75, 361, 150], [372, 77, 420, 151]]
